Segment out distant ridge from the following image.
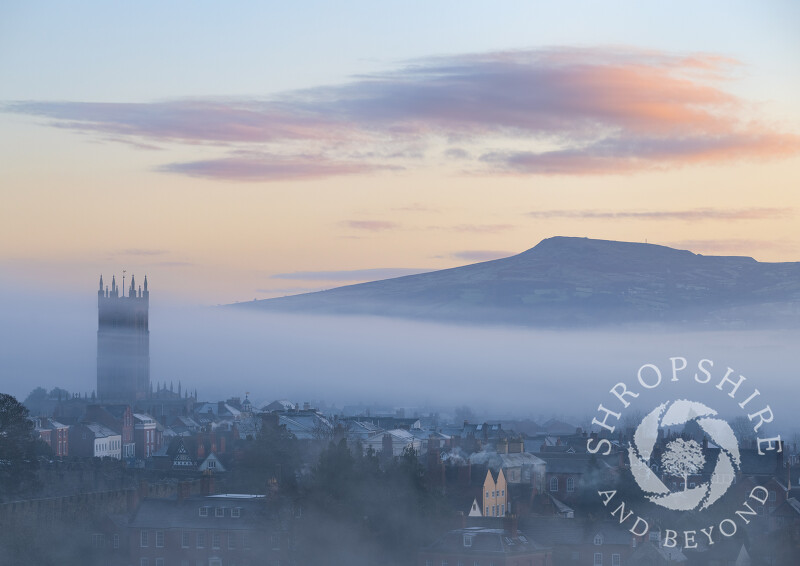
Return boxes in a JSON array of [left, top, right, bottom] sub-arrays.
[[232, 237, 800, 328]]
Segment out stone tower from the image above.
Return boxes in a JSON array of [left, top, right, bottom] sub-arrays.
[[97, 273, 150, 402]]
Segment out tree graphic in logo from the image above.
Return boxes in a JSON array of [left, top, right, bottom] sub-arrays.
[[628, 399, 740, 511], [661, 438, 705, 491]]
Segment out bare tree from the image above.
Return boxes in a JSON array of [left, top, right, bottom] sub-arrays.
[[730, 416, 756, 447], [661, 438, 705, 491]]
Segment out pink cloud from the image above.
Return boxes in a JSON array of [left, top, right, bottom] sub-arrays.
[[7, 47, 799, 180], [159, 155, 377, 182]]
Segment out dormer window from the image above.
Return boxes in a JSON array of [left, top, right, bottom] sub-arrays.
[[199, 507, 208, 517], [215, 507, 224, 517], [463, 534, 473, 547], [231, 507, 241, 518], [594, 534, 603, 545]]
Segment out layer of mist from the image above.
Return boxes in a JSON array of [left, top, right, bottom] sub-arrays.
[[1, 284, 798, 434]]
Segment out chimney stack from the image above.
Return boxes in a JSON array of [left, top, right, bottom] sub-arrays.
[[201, 472, 215, 496], [503, 514, 519, 536]]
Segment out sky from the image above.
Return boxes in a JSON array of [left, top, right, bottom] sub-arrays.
[[1, 1, 799, 305], [1, 2, 799, 420]]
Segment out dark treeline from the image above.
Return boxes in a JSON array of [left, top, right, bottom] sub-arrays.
[[232, 419, 453, 565]]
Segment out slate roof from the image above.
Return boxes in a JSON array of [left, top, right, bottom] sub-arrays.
[[739, 449, 780, 476], [82, 422, 120, 439], [538, 454, 598, 474], [469, 451, 546, 471], [346, 420, 383, 438], [129, 495, 268, 530], [278, 412, 332, 440]]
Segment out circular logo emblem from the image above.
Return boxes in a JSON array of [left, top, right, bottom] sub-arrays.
[[628, 399, 741, 511]]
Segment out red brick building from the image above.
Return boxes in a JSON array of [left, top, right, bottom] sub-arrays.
[[127, 493, 288, 566]]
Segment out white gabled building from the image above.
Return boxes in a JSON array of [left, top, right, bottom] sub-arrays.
[[70, 422, 122, 459]]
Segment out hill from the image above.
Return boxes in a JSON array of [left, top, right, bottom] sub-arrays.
[[232, 237, 800, 328]]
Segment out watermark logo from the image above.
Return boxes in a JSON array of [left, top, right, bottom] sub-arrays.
[[587, 357, 782, 550], [628, 399, 740, 511]]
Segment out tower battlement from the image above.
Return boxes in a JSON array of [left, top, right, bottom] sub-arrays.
[[97, 274, 150, 403]]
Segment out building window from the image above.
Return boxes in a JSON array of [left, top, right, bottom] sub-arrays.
[[612, 554, 620, 566], [441, 561, 448, 566], [113, 534, 120, 549], [141, 531, 149, 547], [182, 531, 191, 548], [140, 559, 148, 566], [426, 561, 432, 566], [212, 533, 221, 549], [155, 531, 164, 548], [91, 533, 105, 548], [199, 507, 208, 517], [501, 490, 505, 497], [567, 477, 575, 492], [232, 507, 241, 518], [463, 534, 473, 547], [215, 507, 224, 517], [228, 533, 236, 549], [501, 504, 505, 515], [769, 490, 777, 502], [550, 477, 558, 492], [594, 553, 603, 566], [155, 559, 164, 566], [242, 532, 250, 549], [594, 534, 603, 545], [486, 491, 489, 499], [197, 533, 205, 548]]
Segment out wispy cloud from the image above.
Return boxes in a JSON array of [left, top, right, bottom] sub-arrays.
[[450, 250, 513, 261], [159, 154, 379, 182], [444, 147, 470, 160], [451, 224, 514, 233], [527, 207, 792, 221], [117, 248, 168, 256], [393, 203, 439, 213], [344, 220, 400, 231], [7, 47, 799, 181], [271, 268, 430, 281]]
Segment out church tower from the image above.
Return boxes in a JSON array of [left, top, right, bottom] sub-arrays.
[[97, 273, 150, 402]]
